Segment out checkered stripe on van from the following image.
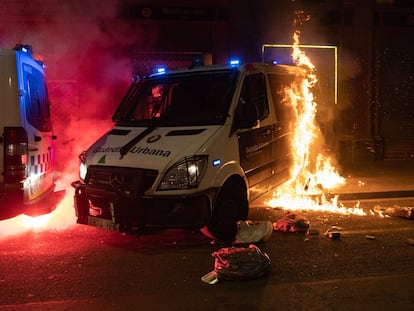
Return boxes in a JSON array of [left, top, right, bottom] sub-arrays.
[[29, 151, 53, 175]]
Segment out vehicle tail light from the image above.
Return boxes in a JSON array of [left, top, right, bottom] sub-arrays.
[[3, 127, 28, 183]]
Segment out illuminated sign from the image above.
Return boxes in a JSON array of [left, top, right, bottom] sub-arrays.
[[123, 6, 228, 21]]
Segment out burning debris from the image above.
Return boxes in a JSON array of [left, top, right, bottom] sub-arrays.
[[265, 13, 365, 217]]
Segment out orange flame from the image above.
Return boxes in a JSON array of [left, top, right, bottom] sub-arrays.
[[265, 29, 364, 216]]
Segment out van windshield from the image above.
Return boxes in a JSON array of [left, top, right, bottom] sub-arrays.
[[114, 70, 238, 126]]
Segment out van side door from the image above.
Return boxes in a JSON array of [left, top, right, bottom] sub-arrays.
[[267, 73, 296, 186], [234, 73, 275, 201]]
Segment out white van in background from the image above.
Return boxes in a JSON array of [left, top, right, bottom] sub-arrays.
[[72, 60, 306, 240], [0, 44, 58, 218]]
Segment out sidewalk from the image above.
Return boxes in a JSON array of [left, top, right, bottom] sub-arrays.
[[332, 159, 414, 200]]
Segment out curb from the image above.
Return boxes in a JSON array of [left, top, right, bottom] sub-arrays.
[[333, 190, 414, 201]]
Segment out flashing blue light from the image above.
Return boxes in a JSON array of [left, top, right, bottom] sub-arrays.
[[156, 67, 166, 74], [229, 59, 240, 67], [212, 159, 221, 167], [14, 44, 32, 54], [272, 60, 278, 64]]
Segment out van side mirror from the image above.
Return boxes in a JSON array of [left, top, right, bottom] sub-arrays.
[[234, 98, 258, 129]]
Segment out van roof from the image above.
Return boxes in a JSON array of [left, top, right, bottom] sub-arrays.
[[148, 62, 307, 78]]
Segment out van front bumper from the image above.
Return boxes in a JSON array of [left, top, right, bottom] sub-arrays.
[[72, 180, 216, 233]]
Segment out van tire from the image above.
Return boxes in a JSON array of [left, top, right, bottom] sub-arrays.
[[207, 181, 248, 241]]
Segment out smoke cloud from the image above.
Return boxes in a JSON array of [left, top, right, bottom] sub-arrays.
[[0, 0, 147, 171], [0, 0, 152, 236]]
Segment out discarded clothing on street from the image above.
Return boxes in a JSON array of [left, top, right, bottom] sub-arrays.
[[201, 244, 271, 284], [273, 213, 310, 233], [235, 220, 273, 244], [372, 205, 414, 220]]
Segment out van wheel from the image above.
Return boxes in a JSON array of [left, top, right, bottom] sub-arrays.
[[207, 181, 248, 241]]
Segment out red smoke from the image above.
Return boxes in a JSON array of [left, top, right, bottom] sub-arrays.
[[0, 1, 139, 238]]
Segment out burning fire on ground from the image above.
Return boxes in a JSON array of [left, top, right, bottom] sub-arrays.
[[265, 21, 365, 216]]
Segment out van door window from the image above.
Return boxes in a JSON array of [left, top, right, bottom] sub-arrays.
[[240, 73, 269, 121], [233, 73, 269, 131], [24, 64, 52, 132], [267, 74, 296, 133]]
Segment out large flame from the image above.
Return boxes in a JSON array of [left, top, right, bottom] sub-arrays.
[[265, 29, 365, 216]]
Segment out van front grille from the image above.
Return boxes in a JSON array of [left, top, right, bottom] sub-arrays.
[[86, 165, 158, 194]]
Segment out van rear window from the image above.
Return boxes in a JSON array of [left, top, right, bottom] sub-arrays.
[[24, 65, 52, 132]]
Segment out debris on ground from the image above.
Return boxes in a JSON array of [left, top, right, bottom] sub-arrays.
[[273, 213, 310, 233], [326, 231, 341, 239], [235, 220, 273, 244], [324, 225, 343, 240], [406, 239, 414, 246], [371, 205, 414, 219], [201, 244, 271, 284], [365, 235, 376, 240]]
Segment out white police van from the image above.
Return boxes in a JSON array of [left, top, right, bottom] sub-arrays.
[[0, 45, 57, 218], [73, 60, 306, 240]]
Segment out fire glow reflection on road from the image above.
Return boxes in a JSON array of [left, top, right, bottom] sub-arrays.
[[0, 175, 77, 239]]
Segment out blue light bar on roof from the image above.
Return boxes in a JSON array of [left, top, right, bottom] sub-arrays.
[[13, 44, 33, 55], [156, 66, 166, 74], [229, 58, 240, 67]]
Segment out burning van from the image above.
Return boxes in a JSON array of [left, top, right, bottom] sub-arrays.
[[72, 60, 306, 240], [0, 45, 58, 218]]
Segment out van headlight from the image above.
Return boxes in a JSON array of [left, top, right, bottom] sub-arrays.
[[158, 155, 208, 190]]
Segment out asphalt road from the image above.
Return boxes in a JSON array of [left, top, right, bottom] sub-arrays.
[[1, 196, 414, 311]]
